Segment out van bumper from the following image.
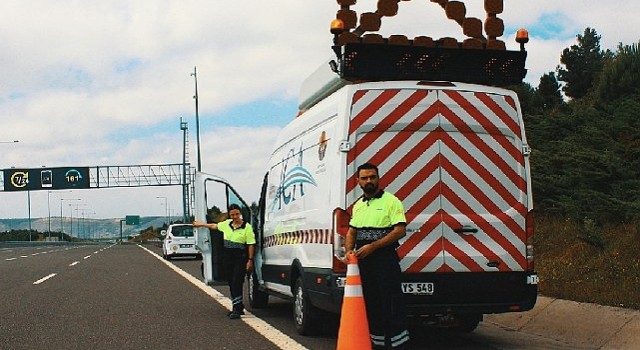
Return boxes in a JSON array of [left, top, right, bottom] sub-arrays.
[[302, 268, 345, 314], [304, 270, 537, 316], [403, 271, 538, 315]]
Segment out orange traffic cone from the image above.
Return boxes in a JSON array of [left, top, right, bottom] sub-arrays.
[[337, 254, 371, 350]]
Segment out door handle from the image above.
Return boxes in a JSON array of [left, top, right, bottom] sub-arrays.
[[454, 226, 478, 235]]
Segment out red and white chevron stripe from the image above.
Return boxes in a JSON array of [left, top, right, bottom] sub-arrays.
[[346, 87, 528, 274]]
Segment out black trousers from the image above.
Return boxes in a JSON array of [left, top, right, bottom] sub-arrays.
[[223, 247, 248, 313], [358, 244, 410, 349]]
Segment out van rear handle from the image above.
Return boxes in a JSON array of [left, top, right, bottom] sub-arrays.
[[454, 226, 478, 235]]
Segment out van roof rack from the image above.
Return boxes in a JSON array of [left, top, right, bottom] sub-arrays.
[[335, 42, 527, 87]]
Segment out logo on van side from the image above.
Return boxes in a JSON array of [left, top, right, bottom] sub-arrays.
[[318, 131, 328, 161], [271, 145, 317, 210]]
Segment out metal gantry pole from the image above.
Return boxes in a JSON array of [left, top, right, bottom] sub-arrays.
[[180, 118, 189, 221], [47, 191, 52, 239]]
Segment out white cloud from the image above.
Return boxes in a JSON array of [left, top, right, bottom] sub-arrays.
[[1, 0, 638, 220]]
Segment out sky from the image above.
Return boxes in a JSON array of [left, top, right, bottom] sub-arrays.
[[1, 1, 639, 221]]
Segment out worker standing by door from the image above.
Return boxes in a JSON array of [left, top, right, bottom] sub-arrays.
[[194, 203, 256, 319]]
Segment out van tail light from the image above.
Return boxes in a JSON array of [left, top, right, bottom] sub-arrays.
[[525, 210, 535, 271], [332, 208, 350, 274]]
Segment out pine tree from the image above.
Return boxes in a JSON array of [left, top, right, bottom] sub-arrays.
[[557, 27, 606, 99], [537, 72, 564, 110], [597, 42, 640, 103]]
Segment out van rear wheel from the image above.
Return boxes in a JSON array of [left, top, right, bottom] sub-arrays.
[[247, 272, 269, 308], [293, 277, 321, 335]]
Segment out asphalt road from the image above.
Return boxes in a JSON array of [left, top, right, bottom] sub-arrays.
[[0, 243, 592, 349]]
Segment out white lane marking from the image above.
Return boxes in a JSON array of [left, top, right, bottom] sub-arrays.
[[31, 253, 39, 256], [138, 245, 309, 350], [33, 273, 57, 285], [70, 261, 80, 266], [83, 255, 91, 260], [5, 258, 17, 261], [20, 255, 29, 258], [94, 251, 99, 254]]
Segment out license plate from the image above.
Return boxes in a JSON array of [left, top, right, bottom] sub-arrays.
[[179, 244, 192, 248], [402, 282, 434, 295]]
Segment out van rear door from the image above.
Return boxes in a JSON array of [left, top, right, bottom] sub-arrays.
[[345, 85, 529, 275]]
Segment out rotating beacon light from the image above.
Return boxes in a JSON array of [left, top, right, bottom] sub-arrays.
[[516, 28, 529, 51], [330, 18, 345, 35], [330, 18, 346, 70]]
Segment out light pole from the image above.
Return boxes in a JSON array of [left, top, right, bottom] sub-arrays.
[[191, 66, 202, 172], [47, 191, 52, 239], [49, 190, 72, 240], [70, 203, 86, 239], [75, 207, 91, 240], [156, 196, 168, 227], [60, 198, 80, 241]]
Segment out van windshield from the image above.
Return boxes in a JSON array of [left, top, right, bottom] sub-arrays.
[[171, 226, 194, 237]]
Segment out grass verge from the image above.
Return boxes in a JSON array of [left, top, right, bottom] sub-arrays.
[[535, 215, 640, 310]]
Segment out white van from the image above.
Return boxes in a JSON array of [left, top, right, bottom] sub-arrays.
[[195, 44, 538, 335]]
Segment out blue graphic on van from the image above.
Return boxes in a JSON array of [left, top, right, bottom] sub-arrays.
[[272, 145, 317, 210]]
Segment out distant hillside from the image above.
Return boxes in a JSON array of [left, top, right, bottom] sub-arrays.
[[0, 216, 175, 240]]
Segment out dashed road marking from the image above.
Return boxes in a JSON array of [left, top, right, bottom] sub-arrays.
[[33, 273, 57, 285], [70, 261, 80, 266]]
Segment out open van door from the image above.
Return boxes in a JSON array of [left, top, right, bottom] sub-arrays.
[[194, 172, 257, 285]]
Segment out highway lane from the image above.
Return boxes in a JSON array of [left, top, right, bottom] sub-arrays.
[[1, 243, 586, 349], [0, 243, 281, 350]]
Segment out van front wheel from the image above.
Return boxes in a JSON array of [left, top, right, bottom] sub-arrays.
[[293, 277, 320, 335]]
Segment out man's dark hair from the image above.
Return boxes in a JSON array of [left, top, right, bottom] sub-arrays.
[[228, 203, 242, 212], [357, 162, 379, 176]]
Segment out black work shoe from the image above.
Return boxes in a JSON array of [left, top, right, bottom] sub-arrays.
[[227, 310, 245, 317], [228, 312, 242, 319]]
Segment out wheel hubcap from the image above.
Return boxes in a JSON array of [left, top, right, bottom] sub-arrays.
[[294, 286, 304, 325]]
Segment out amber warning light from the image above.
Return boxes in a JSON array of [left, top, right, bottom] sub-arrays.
[[330, 19, 345, 35], [516, 28, 529, 51]]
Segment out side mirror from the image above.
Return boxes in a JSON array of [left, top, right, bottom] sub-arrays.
[[161, 230, 167, 236]]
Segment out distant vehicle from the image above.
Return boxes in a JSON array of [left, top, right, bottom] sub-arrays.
[[162, 224, 200, 260]]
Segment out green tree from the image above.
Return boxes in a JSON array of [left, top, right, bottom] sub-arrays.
[[557, 27, 606, 99], [537, 72, 564, 110], [207, 205, 224, 222], [507, 82, 537, 115], [597, 42, 640, 103]]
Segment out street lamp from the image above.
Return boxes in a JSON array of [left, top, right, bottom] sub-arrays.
[[70, 203, 86, 239], [156, 196, 168, 227], [191, 66, 202, 172], [60, 198, 80, 241], [48, 190, 72, 240], [75, 207, 91, 240]]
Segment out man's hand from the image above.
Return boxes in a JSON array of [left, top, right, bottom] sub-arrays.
[[355, 243, 377, 259], [343, 250, 355, 263], [246, 259, 254, 273]]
